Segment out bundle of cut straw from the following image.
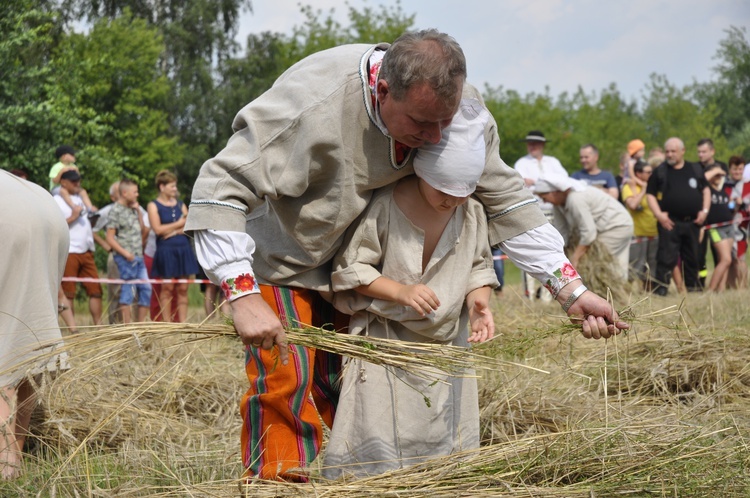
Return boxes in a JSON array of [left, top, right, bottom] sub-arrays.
[[8, 322, 548, 384]]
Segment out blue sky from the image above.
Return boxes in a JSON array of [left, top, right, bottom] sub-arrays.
[[237, 0, 750, 102]]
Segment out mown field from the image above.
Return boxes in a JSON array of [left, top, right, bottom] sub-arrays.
[[2, 273, 749, 497]]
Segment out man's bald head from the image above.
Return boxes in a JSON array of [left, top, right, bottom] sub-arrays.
[[664, 137, 685, 166]]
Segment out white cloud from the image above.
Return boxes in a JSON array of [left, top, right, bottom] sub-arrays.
[[235, 0, 750, 99]]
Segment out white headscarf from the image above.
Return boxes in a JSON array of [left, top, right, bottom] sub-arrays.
[[412, 99, 489, 197], [534, 175, 588, 194]]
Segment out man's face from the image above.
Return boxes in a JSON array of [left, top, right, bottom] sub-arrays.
[[697, 143, 715, 164], [729, 164, 744, 182], [579, 147, 598, 171], [538, 191, 565, 206], [526, 141, 545, 160], [61, 178, 81, 194], [665, 141, 685, 166], [377, 79, 460, 148], [121, 185, 139, 204]]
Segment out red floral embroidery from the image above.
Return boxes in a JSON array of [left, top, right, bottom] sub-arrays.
[[560, 263, 578, 279], [221, 281, 232, 300], [234, 273, 257, 292], [221, 273, 260, 300], [548, 263, 582, 298]]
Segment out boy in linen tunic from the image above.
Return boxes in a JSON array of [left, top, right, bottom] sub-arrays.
[[323, 100, 498, 479]]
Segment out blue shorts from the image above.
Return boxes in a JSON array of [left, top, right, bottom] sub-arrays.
[[113, 254, 152, 307]]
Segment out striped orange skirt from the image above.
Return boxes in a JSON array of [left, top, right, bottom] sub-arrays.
[[240, 285, 345, 481]]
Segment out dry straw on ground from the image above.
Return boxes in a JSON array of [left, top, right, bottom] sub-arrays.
[[2, 287, 749, 497]]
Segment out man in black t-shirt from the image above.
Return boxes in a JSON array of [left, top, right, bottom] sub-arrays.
[[646, 137, 711, 295], [697, 138, 728, 173]]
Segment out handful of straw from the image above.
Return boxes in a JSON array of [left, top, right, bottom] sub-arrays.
[[14, 321, 547, 383]]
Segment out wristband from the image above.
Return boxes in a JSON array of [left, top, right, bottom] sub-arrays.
[[561, 285, 588, 313]]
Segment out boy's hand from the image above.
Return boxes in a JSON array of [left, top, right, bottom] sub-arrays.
[[125, 251, 135, 262], [468, 300, 494, 343], [395, 284, 440, 317]]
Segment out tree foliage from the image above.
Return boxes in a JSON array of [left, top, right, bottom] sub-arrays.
[[0, 1, 64, 185], [694, 26, 750, 158], [641, 74, 725, 158], [58, 0, 251, 198], [52, 12, 183, 204], [0, 3, 746, 201], [484, 84, 646, 172]]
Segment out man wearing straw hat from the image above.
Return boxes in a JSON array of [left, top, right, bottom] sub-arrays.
[[186, 30, 628, 482], [513, 130, 568, 301]]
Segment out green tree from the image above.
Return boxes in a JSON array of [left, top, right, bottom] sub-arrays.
[[51, 12, 182, 205], [483, 86, 572, 170], [561, 85, 646, 172], [0, 1, 68, 185], [59, 0, 251, 198], [694, 26, 750, 158], [642, 73, 725, 162]]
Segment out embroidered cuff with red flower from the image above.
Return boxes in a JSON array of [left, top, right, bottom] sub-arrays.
[[543, 262, 581, 298], [221, 273, 260, 301]]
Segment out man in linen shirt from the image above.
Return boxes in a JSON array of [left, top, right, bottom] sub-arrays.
[[186, 30, 628, 482]]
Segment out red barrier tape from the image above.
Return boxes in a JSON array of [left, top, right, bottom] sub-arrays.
[[62, 277, 213, 284]]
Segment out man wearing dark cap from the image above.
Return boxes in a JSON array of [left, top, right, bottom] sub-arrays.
[[49, 145, 97, 215], [54, 169, 104, 325], [513, 130, 568, 301]]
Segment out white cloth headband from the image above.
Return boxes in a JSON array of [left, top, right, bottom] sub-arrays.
[[413, 98, 489, 197], [534, 175, 588, 194]]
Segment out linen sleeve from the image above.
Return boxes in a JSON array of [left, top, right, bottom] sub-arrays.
[[185, 56, 362, 235], [499, 224, 581, 297], [462, 89, 549, 246], [466, 210, 500, 294], [193, 229, 260, 301], [331, 200, 389, 292]]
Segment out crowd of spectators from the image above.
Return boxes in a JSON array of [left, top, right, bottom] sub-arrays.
[[9, 147, 215, 331], [508, 132, 749, 296]]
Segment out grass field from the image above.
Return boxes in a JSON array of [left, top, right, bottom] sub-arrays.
[[2, 263, 749, 497]]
